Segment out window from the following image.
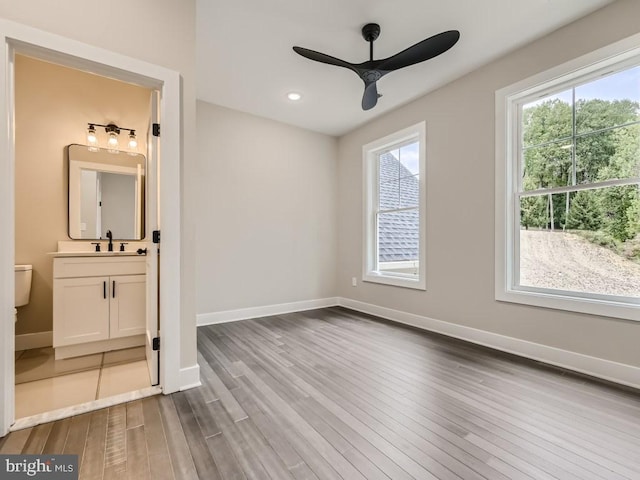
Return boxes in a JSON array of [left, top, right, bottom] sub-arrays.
[[363, 122, 426, 289], [496, 35, 640, 320]]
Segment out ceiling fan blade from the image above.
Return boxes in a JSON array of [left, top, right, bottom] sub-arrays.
[[378, 30, 460, 71], [293, 46, 356, 71], [362, 82, 379, 111]]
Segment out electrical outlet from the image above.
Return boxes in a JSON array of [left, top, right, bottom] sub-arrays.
[[351, 277, 357, 287]]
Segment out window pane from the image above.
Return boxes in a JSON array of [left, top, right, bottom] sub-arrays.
[[399, 141, 420, 175], [379, 151, 399, 183], [400, 175, 419, 208], [522, 141, 572, 190], [576, 66, 640, 135], [522, 90, 573, 148], [377, 209, 419, 275], [519, 185, 640, 297], [576, 124, 640, 184], [379, 180, 399, 210]]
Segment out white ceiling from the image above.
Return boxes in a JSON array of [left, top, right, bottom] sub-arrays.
[[196, 0, 614, 137]]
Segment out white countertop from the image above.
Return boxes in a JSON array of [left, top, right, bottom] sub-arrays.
[[48, 251, 144, 258]]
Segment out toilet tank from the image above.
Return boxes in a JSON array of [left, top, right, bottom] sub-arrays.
[[15, 264, 32, 307]]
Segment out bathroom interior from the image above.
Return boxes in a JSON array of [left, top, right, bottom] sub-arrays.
[[13, 54, 158, 420]]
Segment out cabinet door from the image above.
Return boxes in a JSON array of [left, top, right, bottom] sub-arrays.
[[110, 274, 146, 338], [53, 276, 110, 347]]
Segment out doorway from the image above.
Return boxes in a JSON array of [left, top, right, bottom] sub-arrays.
[[12, 54, 158, 420], [0, 20, 184, 436]]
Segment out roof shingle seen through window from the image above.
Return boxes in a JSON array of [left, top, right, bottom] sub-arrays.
[[378, 152, 419, 263]]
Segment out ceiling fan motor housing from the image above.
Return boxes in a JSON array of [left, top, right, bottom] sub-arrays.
[[362, 23, 381, 42]]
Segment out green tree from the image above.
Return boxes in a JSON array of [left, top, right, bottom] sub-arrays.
[[575, 99, 639, 183], [522, 97, 640, 241], [521, 195, 548, 229], [522, 100, 572, 190], [566, 191, 602, 230], [595, 125, 640, 241]]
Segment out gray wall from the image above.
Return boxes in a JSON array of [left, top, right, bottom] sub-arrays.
[[196, 102, 338, 315], [337, 0, 640, 368]]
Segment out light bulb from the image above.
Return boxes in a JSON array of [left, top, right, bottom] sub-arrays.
[[87, 125, 98, 151], [108, 132, 118, 147], [287, 92, 302, 101], [128, 131, 137, 150]]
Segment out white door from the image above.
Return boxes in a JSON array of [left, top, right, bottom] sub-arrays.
[[145, 90, 160, 386]]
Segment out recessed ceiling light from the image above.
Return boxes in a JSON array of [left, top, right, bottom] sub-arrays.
[[287, 92, 302, 101]]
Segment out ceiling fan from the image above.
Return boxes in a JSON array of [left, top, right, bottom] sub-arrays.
[[293, 23, 460, 111]]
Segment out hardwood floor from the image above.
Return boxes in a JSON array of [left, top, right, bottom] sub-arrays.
[[2, 307, 640, 479]]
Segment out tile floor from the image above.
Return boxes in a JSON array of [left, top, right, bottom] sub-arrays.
[[14, 346, 151, 419]]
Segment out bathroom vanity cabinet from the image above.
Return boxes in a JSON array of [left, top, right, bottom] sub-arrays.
[[53, 254, 146, 359]]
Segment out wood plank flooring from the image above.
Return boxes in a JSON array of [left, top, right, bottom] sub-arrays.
[[3, 307, 640, 479]]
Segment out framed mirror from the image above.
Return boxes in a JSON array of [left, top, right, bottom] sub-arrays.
[[67, 144, 146, 240]]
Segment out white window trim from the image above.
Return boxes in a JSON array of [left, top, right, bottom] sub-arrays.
[[495, 32, 640, 322], [363, 122, 427, 290]]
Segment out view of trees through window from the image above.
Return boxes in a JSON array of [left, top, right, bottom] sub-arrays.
[[518, 66, 640, 298]]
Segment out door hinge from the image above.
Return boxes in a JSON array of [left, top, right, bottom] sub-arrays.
[[152, 337, 160, 351], [152, 123, 160, 137], [153, 230, 160, 244]]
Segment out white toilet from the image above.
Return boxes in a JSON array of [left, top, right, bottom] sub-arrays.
[[14, 264, 33, 323]]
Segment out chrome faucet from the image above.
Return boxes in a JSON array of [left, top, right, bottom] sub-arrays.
[[106, 230, 113, 252]]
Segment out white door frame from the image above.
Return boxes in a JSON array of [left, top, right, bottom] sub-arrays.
[[0, 19, 184, 436]]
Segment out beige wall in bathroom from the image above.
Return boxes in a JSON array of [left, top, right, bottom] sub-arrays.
[[14, 55, 151, 336]]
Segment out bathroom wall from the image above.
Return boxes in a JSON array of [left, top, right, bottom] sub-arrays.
[[337, 0, 640, 368], [196, 102, 338, 318], [0, 0, 198, 378], [14, 55, 151, 337]]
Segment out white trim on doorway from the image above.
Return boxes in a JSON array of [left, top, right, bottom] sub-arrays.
[[0, 18, 188, 436], [10, 386, 162, 432]]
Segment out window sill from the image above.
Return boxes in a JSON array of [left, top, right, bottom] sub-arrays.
[[496, 287, 640, 322], [363, 272, 426, 291]]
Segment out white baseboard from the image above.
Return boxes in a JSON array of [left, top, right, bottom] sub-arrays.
[[338, 298, 640, 390], [197, 297, 340, 326], [179, 364, 201, 391], [15, 331, 52, 351]]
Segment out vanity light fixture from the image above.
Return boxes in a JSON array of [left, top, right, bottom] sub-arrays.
[[86, 123, 138, 154]]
